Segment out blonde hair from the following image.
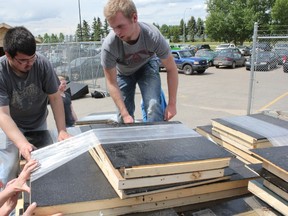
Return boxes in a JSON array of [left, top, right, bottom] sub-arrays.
[[58, 76, 66, 81], [104, 0, 137, 20]]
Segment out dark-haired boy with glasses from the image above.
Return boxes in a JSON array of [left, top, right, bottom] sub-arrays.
[[0, 26, 70, 187]]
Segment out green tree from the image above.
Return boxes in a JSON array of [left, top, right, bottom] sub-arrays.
[[103, 19, 110, 38], [82, 20, 91, 41], [170, 26, 180, 43], [43, 33, 50, 43], [160, 24, 170, 39], [76, 23, 83, 41], [271, 0, 288, 34], [205, 0, 261, 44], [180, 19, 185, 42], [59, 33, 65, 42], [92, 17, 102, 41], [196, 18, 205, 41], [187, 16, 196, 42]]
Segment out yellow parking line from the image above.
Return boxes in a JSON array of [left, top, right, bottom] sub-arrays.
[[257, 92, 288, 111]]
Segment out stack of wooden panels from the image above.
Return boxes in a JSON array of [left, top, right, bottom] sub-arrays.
[[201, 113, 288, 164], [248, 146, 288, 215], [23, 123, 258, 215], [195, 125, 262, 164]]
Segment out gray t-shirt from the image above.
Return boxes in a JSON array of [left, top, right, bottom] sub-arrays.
[[0, 53, 60, 130], [101, 22, 170, 76]]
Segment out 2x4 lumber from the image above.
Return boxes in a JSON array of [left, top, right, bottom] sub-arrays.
[[123, 158, 230, 179], [263, 180, 288, 201]]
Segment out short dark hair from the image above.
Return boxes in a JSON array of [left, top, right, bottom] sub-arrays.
[[3, 26, 36, 58]]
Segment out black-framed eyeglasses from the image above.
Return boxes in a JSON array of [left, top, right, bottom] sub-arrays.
[[14, 54, 37, 65]]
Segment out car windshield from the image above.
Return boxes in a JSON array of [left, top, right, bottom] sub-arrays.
[[179, 50, 193, 58], [196, 50, 214, 57]]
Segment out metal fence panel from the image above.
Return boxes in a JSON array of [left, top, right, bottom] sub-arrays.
[[248, 23, 288, 115], [36, 41, 106, 91]]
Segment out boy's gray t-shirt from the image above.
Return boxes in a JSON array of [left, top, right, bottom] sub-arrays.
[[0, 53, 60, 130], [101, 22, 171, 76]]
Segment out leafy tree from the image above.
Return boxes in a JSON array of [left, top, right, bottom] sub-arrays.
[[271, 0, 288, 34], [160, 24, 170, 39], [43, 33, 50, 43], [205, 0, 261, 44], [170, 26, 181, 43]]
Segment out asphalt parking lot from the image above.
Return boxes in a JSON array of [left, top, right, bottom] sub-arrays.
[[47, 65, 288, 130]]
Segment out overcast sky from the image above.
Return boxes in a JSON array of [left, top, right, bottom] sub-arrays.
[[0, 0, 207, 36]]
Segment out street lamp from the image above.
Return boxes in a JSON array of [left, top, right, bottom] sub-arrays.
[[183, 8, 191, 43]]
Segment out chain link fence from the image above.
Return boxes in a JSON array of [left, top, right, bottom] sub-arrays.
[[247, 23, 288, 115], [36, 41, 107, 91]]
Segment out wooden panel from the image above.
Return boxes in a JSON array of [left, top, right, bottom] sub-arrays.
[[196, 125, 262, 164], [251, 146, 288, 182], [101, 136, 233, 169]]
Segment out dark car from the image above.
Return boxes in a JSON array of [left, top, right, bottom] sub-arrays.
[[274, 49, 288, 65], [195, 49, 217, 67], [55, 54, 104, 81], [283, 57, 288, 73], [237, 45, 251, 56], [195, 44, 211, 52], [245, 51, 278, 71], [160, 50, 208, 75], [213, 48, 246, 69]]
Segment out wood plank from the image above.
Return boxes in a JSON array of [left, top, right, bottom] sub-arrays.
[[248, 179, 288, 215], [123, 158, 230, 179], [211, 120, 261, 144], [263, 180, 288, 201], [32, 187, 249, 216], [251, 146, 288, 182], [212, 127, 272, 149]]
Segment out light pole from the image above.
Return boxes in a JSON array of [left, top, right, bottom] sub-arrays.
[[78, 0, 83, 41], [183, 8, 191, 43]]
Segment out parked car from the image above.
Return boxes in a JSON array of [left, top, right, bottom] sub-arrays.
[[195, 49, 217, 67], [254, 42, 272, 51], [283, 57, 288, 73], [160, 50, 208, 75], [215, 43, 236, 51], [195, 44, 211, 52], [245, 51, 278, 71], [274, 42, 288, 50], [274, 49, 288, 65], [237, 45, 251, 56], [213, 48, 246, 69], [55, 54, 104, 81]]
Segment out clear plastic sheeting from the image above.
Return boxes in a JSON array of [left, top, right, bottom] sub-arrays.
[[92, 124, 201, 144], [31, 130, 99, 182], [222, 116, 288, 147], [30, 124, 199, 182]]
